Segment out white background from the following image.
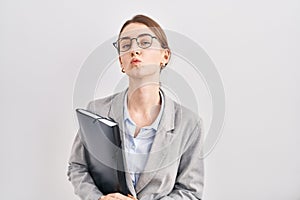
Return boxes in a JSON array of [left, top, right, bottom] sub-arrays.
[[1, 0, 299, 199]]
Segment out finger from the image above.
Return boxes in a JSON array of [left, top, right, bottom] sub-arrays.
[[105, 193, 121, 200], [108, 193, 133, 200], [127, 194, 136, 199]]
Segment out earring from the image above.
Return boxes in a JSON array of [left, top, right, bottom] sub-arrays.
[[121, 68, 125, 73], [160, 62, 166, 68]]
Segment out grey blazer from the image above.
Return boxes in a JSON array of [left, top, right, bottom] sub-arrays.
[[67, 89, 204, 200]]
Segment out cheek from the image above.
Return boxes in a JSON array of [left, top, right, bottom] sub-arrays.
[[143, 50, 163, 63], [120, 54, 131, 65]]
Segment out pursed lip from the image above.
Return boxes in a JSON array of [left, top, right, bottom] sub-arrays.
[[130, 58, 141, 64]]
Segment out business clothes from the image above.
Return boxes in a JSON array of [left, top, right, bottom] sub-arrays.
[[68, 89, 204, 200]]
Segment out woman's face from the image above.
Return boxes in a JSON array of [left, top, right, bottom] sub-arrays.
[[118, 23, 170, 79]]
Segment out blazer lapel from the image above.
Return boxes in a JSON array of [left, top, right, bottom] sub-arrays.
[[135, 92, 176, 193]]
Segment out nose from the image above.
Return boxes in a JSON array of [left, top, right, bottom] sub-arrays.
[[129, 39, 141, 56], [131, 50, 140, 57]]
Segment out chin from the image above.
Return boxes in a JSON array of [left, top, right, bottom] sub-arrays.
[[131, 71, 159, 80]]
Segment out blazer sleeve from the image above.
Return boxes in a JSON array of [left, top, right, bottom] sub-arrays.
[[159, 120, 205, 200], [67, 131, 103, 200]]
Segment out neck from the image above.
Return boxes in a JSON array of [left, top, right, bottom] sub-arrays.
[[127, 83, 161, 114]]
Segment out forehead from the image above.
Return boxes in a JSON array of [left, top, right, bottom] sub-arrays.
[[120, 23, 155, 38]]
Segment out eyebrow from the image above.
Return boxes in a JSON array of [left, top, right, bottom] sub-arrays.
[[118, 36, 131, 40], [119, 33, 154, 40]]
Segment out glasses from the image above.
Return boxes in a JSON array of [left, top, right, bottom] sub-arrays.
[[113, 33, 158, 52]]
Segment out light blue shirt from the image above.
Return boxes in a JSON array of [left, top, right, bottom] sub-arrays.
[[123, 91, 164, 187]]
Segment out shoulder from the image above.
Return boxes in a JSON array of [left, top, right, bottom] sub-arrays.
[[86, 91, 123, 116]]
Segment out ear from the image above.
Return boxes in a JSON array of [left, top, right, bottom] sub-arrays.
[[118, 56, 123, 67], [161, 49, 170, 65]]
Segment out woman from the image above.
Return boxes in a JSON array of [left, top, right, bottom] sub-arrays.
[[68, 14, 204, 200]]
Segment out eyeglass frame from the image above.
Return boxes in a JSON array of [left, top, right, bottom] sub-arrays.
[[113, 33, 160, 53]]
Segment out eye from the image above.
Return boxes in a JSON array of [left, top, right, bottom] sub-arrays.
[[119, 41, 131, 51], [141, 41, 151, 45], [139, 39, 151, 47], [121, 44, 130, 49], [118, 38, 131, 51]]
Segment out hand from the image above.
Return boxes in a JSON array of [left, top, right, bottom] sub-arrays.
[[99, 193, 137, 200]]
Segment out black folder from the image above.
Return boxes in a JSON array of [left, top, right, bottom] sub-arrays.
[[76, 108, 130, 195]]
